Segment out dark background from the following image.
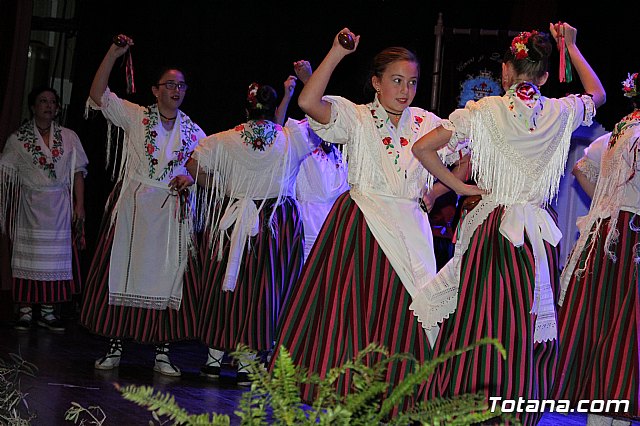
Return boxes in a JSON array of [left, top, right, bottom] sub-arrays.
[[66, 0, 629, 134]]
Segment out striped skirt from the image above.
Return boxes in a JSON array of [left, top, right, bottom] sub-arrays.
[[80, 183, 201, 344], [272, 191, 433, 408], [12, 241, 82, 304], [553, 210, 640, 417], [198, 196, 304, 352], [422, 206, 560, 426]]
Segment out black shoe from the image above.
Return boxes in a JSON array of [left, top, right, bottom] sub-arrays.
[[14, 318, 32, 331], [37, 316, 65, 332], [200, 364, 221, 379], [236, 372, 252, 386]]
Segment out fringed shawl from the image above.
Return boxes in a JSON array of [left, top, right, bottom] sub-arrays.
[[193, 118, 312, 292], [0, 120, 88, 280], [560, 112, 640, 304], [424, 89, 596, 344], [85, 89, 205, 310]]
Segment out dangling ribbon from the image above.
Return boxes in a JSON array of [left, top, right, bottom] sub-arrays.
[[557, 22, 572, 83], [125, 49, 136, 94], [112, 35, 136, 94]]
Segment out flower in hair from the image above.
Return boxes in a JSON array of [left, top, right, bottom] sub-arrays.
[[510, 30, 538, 60], [247, 82, 264, 109], [622, 72, 638, 98]]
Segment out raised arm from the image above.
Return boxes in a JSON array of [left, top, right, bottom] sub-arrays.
[[298, 28, 359, 124], [275, 76, 297, 126], [293, 60, 313, 85], [550, 22, 606, 108], [89, 34, 133, 106]]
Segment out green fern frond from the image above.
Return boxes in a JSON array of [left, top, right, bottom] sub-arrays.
[[118, 384, 231, 425]]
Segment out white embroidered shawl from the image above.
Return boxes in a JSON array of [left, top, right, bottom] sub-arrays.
[[0, 120, 88, 280], [424, 87, 596, 344], [86, 89, 205, 310], [192, 118, 314, 292], [307, 95, 455, 345], [560, 112, 640, 304]]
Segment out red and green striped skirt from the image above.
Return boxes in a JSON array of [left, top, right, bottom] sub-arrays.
[[12, 241, 82, 304], [272, 191, 433, 408], [421, 205, 560, 426], [80, 183, 201, 344], [197, 196, 304, 352], [553, 209, 640, 417]]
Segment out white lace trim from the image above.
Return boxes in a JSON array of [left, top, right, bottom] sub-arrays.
[[109, 292, 182, 311], [0, 165, 19, 239], [574, 156, 600, 184]]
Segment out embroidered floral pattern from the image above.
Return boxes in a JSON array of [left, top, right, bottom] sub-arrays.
[[18, 121, 64, 179], [507, 82, 542, 132], [142, 106, 199, 180], [237, 120, 282, 151], [369, 99, 423, 174], [609, 110, 640, 149]]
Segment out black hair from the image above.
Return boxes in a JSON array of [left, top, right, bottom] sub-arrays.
[[152, 66, 188, 86], [246, 83, 278, 122], [27, 85, 60, 118], [366, 47, 420, 93], [28, 85, 60, 108], [503, 31, 552, 82], [624, 73, 640, 110]]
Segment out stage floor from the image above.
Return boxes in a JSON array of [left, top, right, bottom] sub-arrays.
[[0, 315, 636, 425]]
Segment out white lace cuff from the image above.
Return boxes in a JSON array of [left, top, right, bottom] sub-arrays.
[[574, 156, 599, 183], [579, 94, 596, 126]]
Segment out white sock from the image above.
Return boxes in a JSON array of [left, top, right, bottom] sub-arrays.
[[18, 306, 32, 321], [587, 414, 613, 426], [41, 304, 56, 321], [612, 419, 631, 426], [206, 348, 224, 367], [237, 353, 256, 373]]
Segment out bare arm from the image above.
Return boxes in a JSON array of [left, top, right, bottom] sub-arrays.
[[572, 162, 596, 199], [73, 171, 85, 221], [412, 126, 484, 196], [298, 28, 360, 124], [293, 60, 312, 84], [89, 34, 133, 106], [422, 154, 471, 211], [275, 76, 297, 126], [550, 22, 606, 108], [185, 158, 211, 188]]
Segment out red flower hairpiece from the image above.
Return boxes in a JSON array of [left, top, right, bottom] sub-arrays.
[[510, 30, 538, 60], [247, 82, 263, 109]]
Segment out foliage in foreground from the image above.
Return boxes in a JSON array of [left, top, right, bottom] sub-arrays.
[[0, 351, 38, 425], [67, 337, 507, 425]]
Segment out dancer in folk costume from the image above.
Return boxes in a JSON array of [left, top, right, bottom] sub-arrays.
[[187, 78, 317, 385], [81, 35, 206, 376], [1, 85, 88, 332], [411, 23, 605, 425], [553, 73, 640, 426], [272, 28, 476, 408], [284, 60, 349, 262]]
